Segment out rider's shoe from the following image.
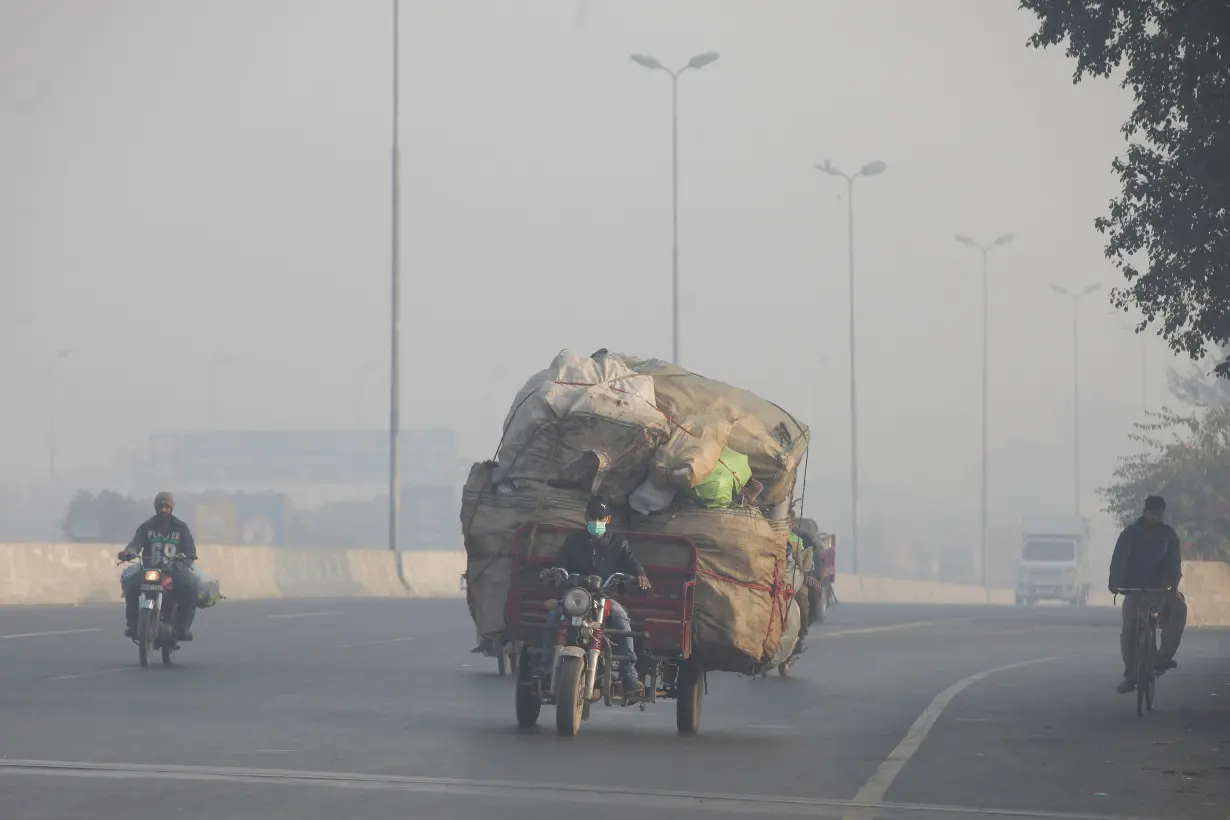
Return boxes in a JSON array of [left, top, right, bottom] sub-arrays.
[[1115, 678, 1136, 694], [1154, 659, 1178, 671], [177, 630, 194, 642], [124, 627, 137, 639], [621, 677, 645, 696]]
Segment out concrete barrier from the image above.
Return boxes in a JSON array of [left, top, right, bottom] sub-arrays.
[[1180, 561, 1230, 628], [833, 573, 1014, 606], [0, 543, 466, 606]]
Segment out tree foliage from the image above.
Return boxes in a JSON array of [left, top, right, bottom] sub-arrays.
[[1167, 342, 1230, 407], [1101, 405, 1230, 560], [1020, 0, 1230, 375]]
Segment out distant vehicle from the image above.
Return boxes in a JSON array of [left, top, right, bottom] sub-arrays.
[[1015, 514, 1091, 606]]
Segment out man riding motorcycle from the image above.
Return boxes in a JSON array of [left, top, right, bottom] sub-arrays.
[[118, 491, 200, 641], [1109, 495, 1188, 693], [542, 497, 651, 694]]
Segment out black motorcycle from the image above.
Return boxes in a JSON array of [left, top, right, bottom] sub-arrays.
[[121, 552, 192, 667]]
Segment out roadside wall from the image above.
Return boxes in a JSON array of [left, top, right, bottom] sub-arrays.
[[1, 545, 1226, 627]]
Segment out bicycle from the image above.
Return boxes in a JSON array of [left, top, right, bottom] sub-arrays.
[[1115, 586, 1173, 717]]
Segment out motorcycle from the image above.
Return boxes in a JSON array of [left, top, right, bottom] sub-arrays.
[[537, 567, 637, 736], [120, 551, 192, 667]]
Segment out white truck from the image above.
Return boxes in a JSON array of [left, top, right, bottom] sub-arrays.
[[1015, 514, 1092, 606]]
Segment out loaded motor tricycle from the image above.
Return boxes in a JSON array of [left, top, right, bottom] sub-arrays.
[[504, 524, 705, 737]]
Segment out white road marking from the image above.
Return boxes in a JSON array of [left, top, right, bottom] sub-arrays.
[[334, 636, 416, 649], [818, 619, 968, 638], [842, 655, 1070, 820], [48, 666, 135, 681], [1, 628, 102, 640], [267, 611, 341, 620], [0, 758, 1157, 819]]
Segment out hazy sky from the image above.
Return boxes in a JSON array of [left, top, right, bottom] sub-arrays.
[[1, 1, 1181, 557]]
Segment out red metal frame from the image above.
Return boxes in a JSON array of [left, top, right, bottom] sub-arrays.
[[503, 523, 699, 658]]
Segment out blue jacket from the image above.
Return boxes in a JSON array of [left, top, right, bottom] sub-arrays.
[[1108, 517, 1182, 591]]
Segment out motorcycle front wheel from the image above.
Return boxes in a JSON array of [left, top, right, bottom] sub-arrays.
[[137, 609, 155, 668], [555, 656, 585, 737]]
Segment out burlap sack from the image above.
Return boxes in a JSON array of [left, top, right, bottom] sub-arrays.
[[631, 506, 793, 673], [651, 405, 737, 490], [618, 357, 810, 505]]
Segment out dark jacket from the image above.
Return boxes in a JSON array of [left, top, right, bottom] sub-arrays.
[[128, 514, 198, 562], [1109, 516, 1181, 591], [558, 530, 644, 580]]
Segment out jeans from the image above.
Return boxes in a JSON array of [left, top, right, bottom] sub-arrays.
[[1120, 590, 1187, 677], [124, 564, 198, 634], [543, 599, 637, 681]]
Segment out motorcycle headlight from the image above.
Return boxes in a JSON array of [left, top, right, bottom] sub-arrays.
[[562, 588, 592, 617], [143, 570, 161, 582]]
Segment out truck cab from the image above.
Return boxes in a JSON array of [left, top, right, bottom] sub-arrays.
[[1016, 514, 1091, 606]]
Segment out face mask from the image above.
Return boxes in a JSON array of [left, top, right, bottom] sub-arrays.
[[586, 520, 606, 537]]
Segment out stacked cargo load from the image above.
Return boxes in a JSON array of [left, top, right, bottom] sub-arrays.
[[460, 349, 811, 673]]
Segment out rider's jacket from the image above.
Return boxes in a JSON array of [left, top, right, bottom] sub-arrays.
[[128, 515, 198, 561], [1109, 516, 1181, 591], [558, 530, 644, 580]]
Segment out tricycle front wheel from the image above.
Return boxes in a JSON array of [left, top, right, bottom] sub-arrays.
[[514, 649, 542, 727], [555, 656, 585, 737], [676, 661, 703, 734]]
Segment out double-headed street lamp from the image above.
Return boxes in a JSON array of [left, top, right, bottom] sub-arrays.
[[1050, 282, 1103, 516], [954, 232, 1016, 589], [815, 159, 887, 576], [629, 51, 720, 366]]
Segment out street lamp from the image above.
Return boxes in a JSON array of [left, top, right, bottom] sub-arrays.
[[48, 348, 73, 482], [390, 0, 409, 590], [1050, 282, 1103, 516], [815, 158, 887, 576], [954, 232, 1016, 590], [629, 50, 720, 366]]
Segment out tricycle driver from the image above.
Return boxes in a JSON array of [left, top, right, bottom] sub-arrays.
[[542, 497, 651, 695]]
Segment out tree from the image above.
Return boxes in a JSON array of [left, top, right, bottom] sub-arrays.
[[1167, 342, 1230, 407], [1020, 1, 1230, 376], [1101, 405, 1230, 561]]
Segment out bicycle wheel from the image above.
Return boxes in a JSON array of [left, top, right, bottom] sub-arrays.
[[1145, 623, 1159, 711], [1135, 615, 1150, 717]]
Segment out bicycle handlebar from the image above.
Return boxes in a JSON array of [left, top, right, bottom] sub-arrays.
[[1115, 587, 1174, 593]]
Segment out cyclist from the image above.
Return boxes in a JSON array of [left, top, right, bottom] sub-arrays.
[[1108, 495, 1187, 694]]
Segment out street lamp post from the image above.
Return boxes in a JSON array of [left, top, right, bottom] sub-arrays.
[[389, 0, 409, 590], [629, 51, 720, 367], [954, 232, 1016, 590], [1050, 283, 1103, 516], [815, 159, 887, 576], [48, 348, 73, 482]]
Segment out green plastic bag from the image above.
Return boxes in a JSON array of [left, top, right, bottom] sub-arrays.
[[688, 448, 752, 509]]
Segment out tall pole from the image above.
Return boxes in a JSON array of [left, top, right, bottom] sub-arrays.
[[629, 52, 719, 367], [955, 233, 1015, 589], [846, 176, 859, 576], [1051, 282, 1101, 517], [389, 0, 408, 589], [817, 160, 887, 576], [671, 72, 679, 365]]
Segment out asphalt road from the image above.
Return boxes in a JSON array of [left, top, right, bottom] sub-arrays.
[[1, 598, 1227, 820]]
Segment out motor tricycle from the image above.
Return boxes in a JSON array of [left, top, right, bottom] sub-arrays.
[[504, 524, 704, 736]]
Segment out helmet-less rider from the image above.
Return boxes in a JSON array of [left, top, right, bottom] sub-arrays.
[[544, 497, 651, 695], [117, 491, 200, 642]]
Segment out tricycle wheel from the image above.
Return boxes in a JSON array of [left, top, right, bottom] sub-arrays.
[[509, 643, 520, 676], [497, 647, 507, 677], [815, 587, 828, 624], [676, 661, 703, 735], [555, 656, 585, 737], [514, 650, 541, 727]]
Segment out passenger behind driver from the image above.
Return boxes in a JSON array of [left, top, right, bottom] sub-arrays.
[[542, 497, 651, 695]]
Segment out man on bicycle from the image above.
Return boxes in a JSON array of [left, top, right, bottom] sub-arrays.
[[1108, 495, 1187, 694]]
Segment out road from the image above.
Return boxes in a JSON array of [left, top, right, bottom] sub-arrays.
[[1, 598, 1227, 820]]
